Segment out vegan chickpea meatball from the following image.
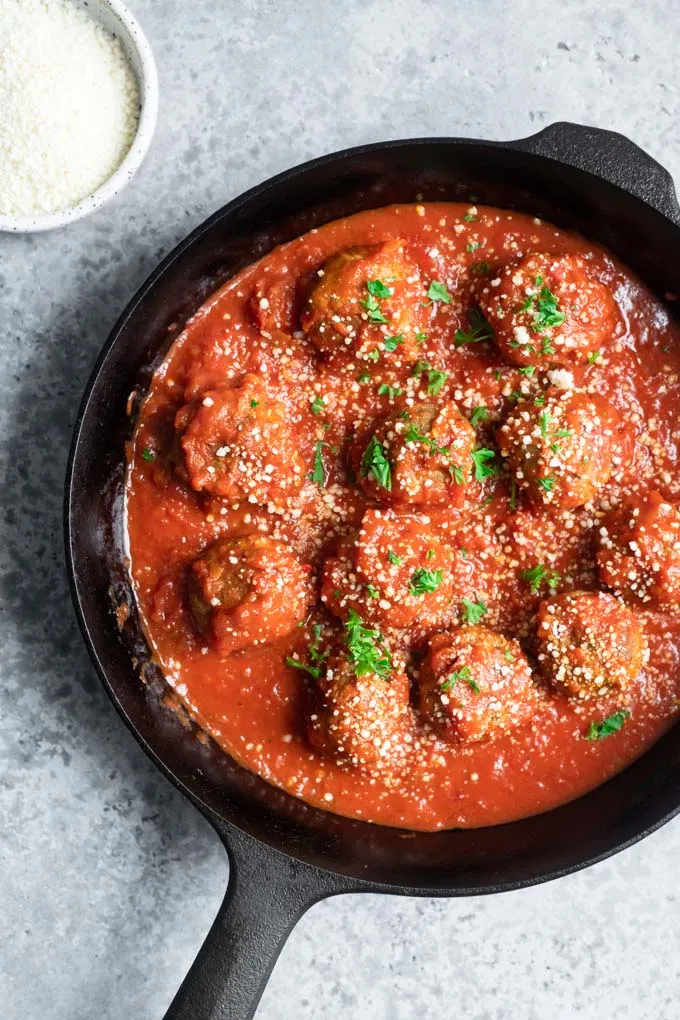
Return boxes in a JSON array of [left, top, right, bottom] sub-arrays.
[[352, 400, 477, 507], [498, 389, 620, 510], [176, 374, 305, 505], [301, 239, 430, 360], [477, 252, 617, 367], [536, 590, 646, 701], [321, 508, 456, 632], [308, 650, 413, 772], [188, 536, 314, 655], [597, 491, 680, 607], [419, 626, 536, 744]]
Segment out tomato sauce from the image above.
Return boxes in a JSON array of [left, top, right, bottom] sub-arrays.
[[127, 202, 680, 830]]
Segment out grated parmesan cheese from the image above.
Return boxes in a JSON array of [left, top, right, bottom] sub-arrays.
[[0, 0, 140, 216]]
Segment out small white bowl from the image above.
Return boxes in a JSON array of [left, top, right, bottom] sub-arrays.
[[0, 0, 159, 233]]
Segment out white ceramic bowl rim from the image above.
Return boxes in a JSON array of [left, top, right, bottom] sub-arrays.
[[0, 0, 159, 233]]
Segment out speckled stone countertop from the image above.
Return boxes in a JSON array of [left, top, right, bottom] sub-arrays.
[[2, 2, 680, 1018]]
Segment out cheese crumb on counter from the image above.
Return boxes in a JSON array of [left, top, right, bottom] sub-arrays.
[[0, 0, 140, 216]]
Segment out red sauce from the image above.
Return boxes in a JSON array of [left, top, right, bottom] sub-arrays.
[[127, 202, 680, 831]]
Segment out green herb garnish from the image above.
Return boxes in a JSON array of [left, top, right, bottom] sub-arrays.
[[361, 279, 391, 323], [408, 568, 444, 596], [310, 396, 325, 415], [585, 710, 630, 741], [471, 448, 497, 481], [520, 563, 560, 593], [140, 447, 155, 463], [361, 435, 392, 491], [426, 369, 449, 396], [538, 476, 555, 492], [427, 280, 453, 304], [378, 384, 403, 398], [455, 308, 494, 347], [384, 334, 404, 352], [387, 550, 402, 565], [441, 665, 480, 694], [470, 406, 489, 427], [461, 598, 488, 624], [309, 441, 327, 485], [345, 609, 392, 678]]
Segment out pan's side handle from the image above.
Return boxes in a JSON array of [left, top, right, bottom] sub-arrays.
[[502, 121, 680, 225], [162, 823, 353, 1020]]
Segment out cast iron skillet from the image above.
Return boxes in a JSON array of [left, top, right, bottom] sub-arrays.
[[65, 123, 680, 1020]]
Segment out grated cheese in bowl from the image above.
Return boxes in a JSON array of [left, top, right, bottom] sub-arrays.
[[0, 0, 155, 226]]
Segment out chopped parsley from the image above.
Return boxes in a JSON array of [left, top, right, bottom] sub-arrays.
[[310, 395, 325, 415], [378, 383, 403, 398], [471, 448, 497, 481], [587, 350, 601, 364], [367, 278, 392, 298], [367, 349, 380, 361], [309, 441, 327, 485], [366, 584, 380, 599], [426, 369, 449, 396], [503, 649, 515, 662], [358, 373, 371, 384], [250, 399, 259, 408], [361, 279, 391, 323], [521, 563, 560, 593], [415, 331, 427, 343], [408, 567, 444, 596], [466, 241, 481, 253], [461, 598, 488, 624], [383, 334, 404, 352], [284, 624, 328, 680], [361, 435, 392, 491], [518, 365, 535, 377], [426, 548, 436, 560], [470, 261, 490, 276], [411, 360, 449, 396], [585, 709, 630, 741], [454, 308, 494, 347], [533, 281, 566, 331], [285, 655, 321, 679], [470, 405, 489, 427], [387, 550, 402, 565], [441, 665, 480, 694], [538, 476, 555, 492], [345, 609, 392, 678], [463, 213, 478, 222], [412, 359, 431, 377], [140, 447, 155, 462], [534, 392, 546, 406], [427, 280, 453, 304]]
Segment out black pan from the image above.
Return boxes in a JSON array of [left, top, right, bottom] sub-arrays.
[[65, 122, 680, 1020]]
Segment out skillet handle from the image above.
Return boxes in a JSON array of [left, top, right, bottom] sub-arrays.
[[504, 121, 680, 224], [162, 822, 352, 1020]]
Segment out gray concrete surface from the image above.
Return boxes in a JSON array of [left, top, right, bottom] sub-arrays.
[[2, 1, 680, 1017]]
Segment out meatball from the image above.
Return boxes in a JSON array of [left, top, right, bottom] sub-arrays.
[[419, 626, 536, 744], [321, 508, 455, 632], [498, 389, 620, 510], [188, 535, 314, 654], [477, 252, 617, 367], [597, 491, 680, 607], [176, 374, 305, 504], [308, 651, 413, 772], [536, 590, 645, 700], [301, 240, 429, 360], [352, 400, 477, 507]]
